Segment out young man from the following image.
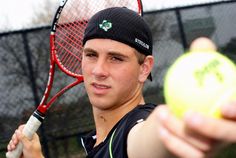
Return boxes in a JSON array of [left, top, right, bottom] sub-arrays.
[[7, 7, 236, 158]]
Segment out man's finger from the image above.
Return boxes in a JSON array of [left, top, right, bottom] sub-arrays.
[[221, 103, 236, 120], [185, 112, 236, 142]]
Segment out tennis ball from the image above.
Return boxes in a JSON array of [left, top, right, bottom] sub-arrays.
[[164, 51, 236, 118]]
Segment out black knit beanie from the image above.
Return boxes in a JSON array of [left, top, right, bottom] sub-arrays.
[[83, 7, 152, 56]]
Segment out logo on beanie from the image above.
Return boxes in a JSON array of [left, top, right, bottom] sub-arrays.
[[99, 20, 112, 32], [135, 38, 150, 50]]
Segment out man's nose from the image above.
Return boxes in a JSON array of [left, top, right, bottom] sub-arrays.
[[92, 60, 109, 79]]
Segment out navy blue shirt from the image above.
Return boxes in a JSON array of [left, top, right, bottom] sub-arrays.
[[81, 103, 156, 158]]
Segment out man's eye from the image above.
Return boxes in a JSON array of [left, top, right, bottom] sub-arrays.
[[86, 53, 97, 58], [111, 56, 123, 62]]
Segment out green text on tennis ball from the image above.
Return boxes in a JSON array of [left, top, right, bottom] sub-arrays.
[[164, 51, 236, 118]]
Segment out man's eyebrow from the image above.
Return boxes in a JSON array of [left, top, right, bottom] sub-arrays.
[[83, 47, 97, 53], [108, 51, 129, 58], [83, 48, 129, 58]]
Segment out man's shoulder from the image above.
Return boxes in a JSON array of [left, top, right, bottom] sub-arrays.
[[116, 103, 157, 130]]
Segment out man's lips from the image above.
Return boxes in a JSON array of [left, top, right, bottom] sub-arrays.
[[91, 82, 111, 94], [92, 83, 110, 88]]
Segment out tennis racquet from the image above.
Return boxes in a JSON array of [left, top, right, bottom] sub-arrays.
[[6, 0, 143, 157]]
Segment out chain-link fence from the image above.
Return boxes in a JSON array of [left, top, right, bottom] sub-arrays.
[[0, 1, 236, 158]]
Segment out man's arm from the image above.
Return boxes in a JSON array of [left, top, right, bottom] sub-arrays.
[[127, 103, 236, 158], [127, 105, 208, 158]]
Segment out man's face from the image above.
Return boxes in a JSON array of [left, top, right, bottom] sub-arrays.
[[82, 39, 145, 110]]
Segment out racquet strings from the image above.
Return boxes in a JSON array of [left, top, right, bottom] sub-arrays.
[[54, 0, 142, 77]]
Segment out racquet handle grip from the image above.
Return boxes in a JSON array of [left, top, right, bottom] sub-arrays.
[[6, 115, 42, 158]]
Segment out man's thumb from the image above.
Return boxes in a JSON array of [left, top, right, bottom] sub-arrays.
[[15, 130, 30, 144]]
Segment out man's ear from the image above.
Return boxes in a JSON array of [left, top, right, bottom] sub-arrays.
[[139, 55, 154, 82]]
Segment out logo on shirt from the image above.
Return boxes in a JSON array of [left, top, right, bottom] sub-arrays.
[[99, 20, 112, 32]]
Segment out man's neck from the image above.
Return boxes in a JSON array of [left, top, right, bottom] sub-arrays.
[[92, 94, 145, 146]]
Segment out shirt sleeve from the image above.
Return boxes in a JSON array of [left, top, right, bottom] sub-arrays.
[[109, 103, 157, 158]]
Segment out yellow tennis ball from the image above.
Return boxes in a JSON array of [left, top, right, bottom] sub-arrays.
[[164, 51, 236, 118]]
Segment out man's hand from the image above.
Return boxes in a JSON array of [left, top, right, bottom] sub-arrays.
[[7, 125, 44, 158], [156, 101, 236, 158]]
